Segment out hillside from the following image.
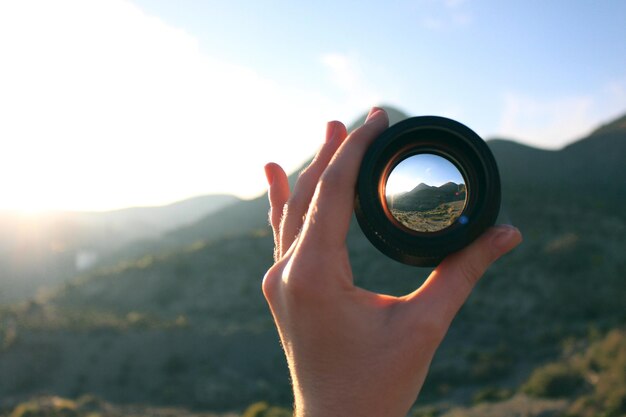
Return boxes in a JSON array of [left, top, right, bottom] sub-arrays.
[[0, 194, 238, 303], [1, 108, 626, 415]]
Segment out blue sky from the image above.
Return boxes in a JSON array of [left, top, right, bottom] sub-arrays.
[[130, 0, 626, 141], [0, 0, 625, 211], [386, 154, 465, 195]]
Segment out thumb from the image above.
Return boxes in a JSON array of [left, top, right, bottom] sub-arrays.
[[410, 225, 523, 326]]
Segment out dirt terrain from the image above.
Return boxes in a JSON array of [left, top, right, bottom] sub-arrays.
[[390, 200, 465, 232]]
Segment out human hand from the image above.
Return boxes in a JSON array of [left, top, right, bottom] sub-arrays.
[[262, 108, 522, 417]]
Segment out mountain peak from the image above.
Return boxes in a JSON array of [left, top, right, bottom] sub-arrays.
[[411, 182, 433, 192], [439, 181, 459, 190]]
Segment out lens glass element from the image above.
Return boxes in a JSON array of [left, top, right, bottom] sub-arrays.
[[385, 153, 467, 233]]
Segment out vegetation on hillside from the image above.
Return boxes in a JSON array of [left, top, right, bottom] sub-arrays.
[[1, 108, 625, 416], [523, 328, 626, 417]]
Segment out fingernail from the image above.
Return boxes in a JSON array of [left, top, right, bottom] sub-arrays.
[[325, 121, 337, 143], [264, 164, 274, 186], [491, 225, 521, 251], [365, 107, 383, 123]]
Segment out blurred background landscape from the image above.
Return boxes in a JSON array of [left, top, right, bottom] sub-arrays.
[[1, 1, 625, 416]]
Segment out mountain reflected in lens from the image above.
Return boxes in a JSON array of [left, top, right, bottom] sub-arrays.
[[385, 154, 467, 232]]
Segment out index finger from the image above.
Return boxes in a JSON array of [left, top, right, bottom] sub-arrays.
[[298, 108, 389, 250]]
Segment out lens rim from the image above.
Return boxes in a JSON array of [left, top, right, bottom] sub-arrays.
[[354, 116, 501, 267]]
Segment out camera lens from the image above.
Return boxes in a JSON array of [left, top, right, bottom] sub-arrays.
[[354, 116, 500, 267], [385, 153, 468, 233]]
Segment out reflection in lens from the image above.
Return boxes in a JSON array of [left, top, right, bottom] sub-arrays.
[[385, 154, 467, 232]]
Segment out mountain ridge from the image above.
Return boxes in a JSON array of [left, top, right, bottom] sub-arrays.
[[97, 107, 626, 267], [390, 181, 465, 213]]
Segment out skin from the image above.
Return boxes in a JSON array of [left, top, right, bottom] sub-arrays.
[[262, 108, 523, 417]]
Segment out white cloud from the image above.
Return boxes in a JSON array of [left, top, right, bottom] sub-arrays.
[[496, 84, 626, 149], [0, 0, 333, 210]]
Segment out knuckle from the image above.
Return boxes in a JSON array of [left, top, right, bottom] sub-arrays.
[[263, 258, 318, 303], [261, 265, 282, 301]]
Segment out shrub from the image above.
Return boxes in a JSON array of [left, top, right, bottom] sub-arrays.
[[522, 363, 585, 398], [568, 329, 626, 417], [10, 397, 78, 417], [472, 387, 513, 404], [521, 328, 626, 416]]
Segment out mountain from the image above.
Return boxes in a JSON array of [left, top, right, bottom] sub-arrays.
[[412, 183, 433, 192], [391, 182, 466, 212], [117, 107, 626, 265], [1, 108, 625, 415], [488, 118, 626, 197], [439, 181, 465, 193], [0, 194, 238, 303]]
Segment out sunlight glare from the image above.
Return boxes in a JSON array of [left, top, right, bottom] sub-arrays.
[[0, 0, 344, 211]]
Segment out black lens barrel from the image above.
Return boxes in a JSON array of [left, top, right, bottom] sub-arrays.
[[354, 116, 501, 267]]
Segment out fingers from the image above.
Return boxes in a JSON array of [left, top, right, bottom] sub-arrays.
[[299, 108, 389, 250], [278, 121, 347, 255], [407, 225, 523, 328], [264, 162, 289, 258]]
